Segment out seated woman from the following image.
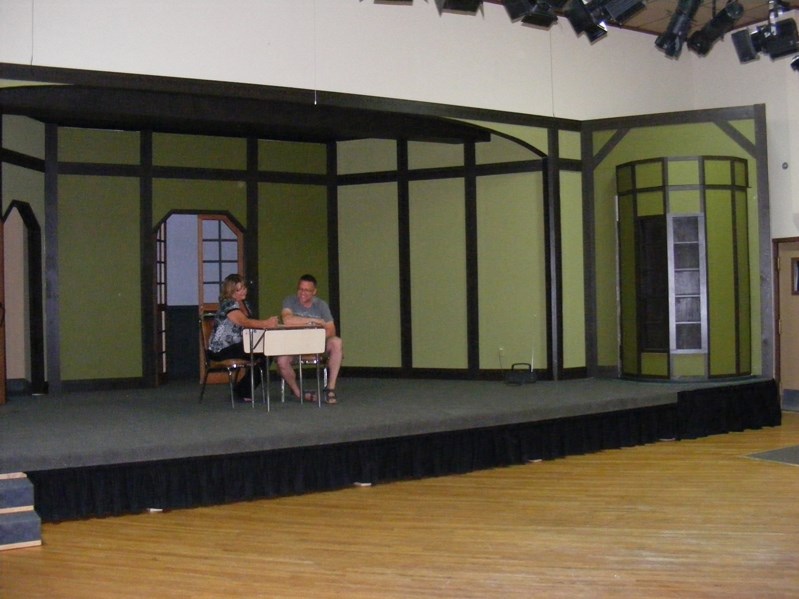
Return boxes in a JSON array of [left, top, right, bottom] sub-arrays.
[[208, 274, 279, 402]]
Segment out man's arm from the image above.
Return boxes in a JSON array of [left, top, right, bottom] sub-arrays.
[[281, 308, 336, 337]]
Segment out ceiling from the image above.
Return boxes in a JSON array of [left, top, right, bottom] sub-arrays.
[[484, 0, 799, 38]]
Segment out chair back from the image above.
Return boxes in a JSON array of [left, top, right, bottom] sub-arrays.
[[198, 312, 218, 382]]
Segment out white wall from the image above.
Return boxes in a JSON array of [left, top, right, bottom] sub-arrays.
[[1, 0, 797, 236], [687, 16, 799, 240]]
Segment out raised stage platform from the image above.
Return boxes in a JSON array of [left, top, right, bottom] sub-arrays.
[[0, 376, 781, 522]]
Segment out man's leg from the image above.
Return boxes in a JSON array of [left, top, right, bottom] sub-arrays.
[[276, 355, 301, 399], [325, 336, 343, 391]]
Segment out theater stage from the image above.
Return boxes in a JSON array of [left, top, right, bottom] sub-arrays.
[[0, 376, 781, 522]]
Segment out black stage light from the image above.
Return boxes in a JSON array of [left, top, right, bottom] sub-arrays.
[[436, 0, 482, 13], [600, 0, 646, 25], [655, 0, 701, 58], [731, 28, 761, 62], [733, 18, 799, 62], [792, 55, 799, 71], [762, 18, 799, 59], [687, 0, 744, 56], [564, 0, 608, 42], [505, 0, 565, 27], [504, 0, 537, 21], [521, 1, 562, 27]]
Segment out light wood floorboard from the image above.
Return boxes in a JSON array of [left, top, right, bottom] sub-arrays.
[[3, 413, 799, 598]]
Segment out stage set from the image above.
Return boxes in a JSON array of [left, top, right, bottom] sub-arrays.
[[0, 375, 782, 523]]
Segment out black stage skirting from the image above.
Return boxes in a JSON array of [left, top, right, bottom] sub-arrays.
[[0, 377, 781, 522]]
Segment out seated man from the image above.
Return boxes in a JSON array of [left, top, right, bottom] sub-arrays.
[[277, 273, 342, 404]]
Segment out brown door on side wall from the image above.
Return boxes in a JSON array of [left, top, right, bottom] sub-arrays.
[[0, 217, 5, 405], [777, 240, 799, 410]]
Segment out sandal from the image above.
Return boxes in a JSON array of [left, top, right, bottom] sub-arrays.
[[303, 391, 316, 403], [323, 388, 337, 405]]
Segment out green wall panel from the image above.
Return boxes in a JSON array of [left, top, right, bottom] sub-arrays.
[[559, 130, 581, 161], [667, 159, 700, 186], [258, 183, 328, 319], [640, 352, 668, 377], [635, 161, 663, 188], [2, 115, 44, 159], [2, 163, 44, 228], [475, 134, 537, 165], [736, 190, 752, 373], [706, 191, 737, 376], [560, 171, 585, 369], [153, 179, 247, 227], [672, 353, 706, 377], [618, 194, 637, 375], [59, 127, 139, 165], [153, 133, 245, 169], [338, 182, 402, 367], [476, 172, 546, 370], [409, 141, 464, 170], [462, 120, 548, 156], [259, 140, 326, 174], [337, 139, 396, 175], [705, 159, 734, 185], [637, 191, 665, 216], [410, 178, 467, 369], [668, 190, 701, 214], [58, 175, 142, 379]]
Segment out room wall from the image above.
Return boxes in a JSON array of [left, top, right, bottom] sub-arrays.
[[1, 0, 792, 384], [687, 15, 799, 241], [1, 1, 795, 241]]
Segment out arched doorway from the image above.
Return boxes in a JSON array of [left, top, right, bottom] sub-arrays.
[[154, 212, 244, 385]]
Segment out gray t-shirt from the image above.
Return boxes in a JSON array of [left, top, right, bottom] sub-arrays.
[[282, 295, 333, 323]]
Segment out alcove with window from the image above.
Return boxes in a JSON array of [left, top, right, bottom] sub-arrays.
[[617, 156, 751, 380]]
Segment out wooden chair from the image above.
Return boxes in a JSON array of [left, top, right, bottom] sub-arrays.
[[198, 314, 264, 408]]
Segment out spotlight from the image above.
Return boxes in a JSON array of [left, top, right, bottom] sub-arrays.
[[655, 0, 701, 58], [436, 0, 482, 14], [600, 0, 646, 25], [564, 0, 608, 42], [564, 0, 645, 43], [504, 0, 536, 21], [687, 0, 744, 56], [505, 0, 566, 27], [732, 18, 799, 62]]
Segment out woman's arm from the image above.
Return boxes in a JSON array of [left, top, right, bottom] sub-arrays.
[[227, 310, 278, 330]]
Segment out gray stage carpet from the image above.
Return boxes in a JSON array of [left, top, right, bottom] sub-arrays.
[[0, 377, 743, 474]]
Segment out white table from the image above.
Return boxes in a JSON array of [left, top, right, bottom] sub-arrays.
[[243, 325, 326, 409]]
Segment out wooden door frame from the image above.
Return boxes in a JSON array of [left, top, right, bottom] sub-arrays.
[[0, 215, 5, 405], [773, 236, 799, 392], [152, 211, 245, 387]]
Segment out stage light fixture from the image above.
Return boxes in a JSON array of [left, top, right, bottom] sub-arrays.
[[436, 0, 483, 14], [655, 0, 701, 58], [504, 0, 565, 27], [564, 0, 645, 42], [731, 3, 799, 63], [564, 0, 608, 42], [599, 0, 646, 25], [523, 1, 567, 27], [504, 0, 537, 21], [687, 0, 744, 56]]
